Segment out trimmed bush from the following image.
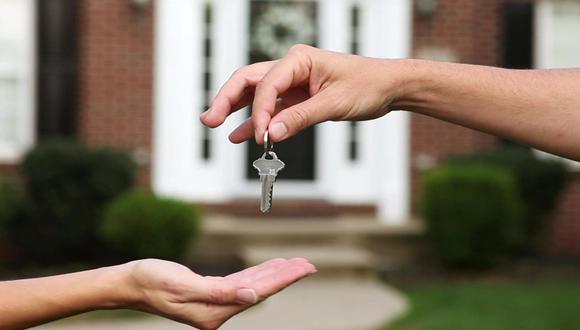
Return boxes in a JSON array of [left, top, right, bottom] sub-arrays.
[[100, 191, 201, 261], [422, 165, 523, 269], [447, 146, 569, 251], [0, 179, 23, 242], [11, 140, 136, 264], [0, 179, 25, 264]]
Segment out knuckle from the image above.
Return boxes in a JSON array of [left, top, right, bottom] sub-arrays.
[[231, 67, 246, 78], [255, 78, 272, 93], [255, 78, 267, 89], [288, 44, 310, 56], [208, 285, 227, 303], [270, 257, 287, 264], [289, 106, 310, 131]]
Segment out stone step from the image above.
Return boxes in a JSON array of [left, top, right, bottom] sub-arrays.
[[241, 245, 377, 278], [203, 216, 422, 242], [191, 216, 425, 273]]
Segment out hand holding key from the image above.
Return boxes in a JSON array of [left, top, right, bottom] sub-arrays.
[[253, 130, 285, 212], [200, 44, 404, 144]]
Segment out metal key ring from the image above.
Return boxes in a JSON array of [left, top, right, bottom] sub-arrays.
[[264, 130, 273, 153]]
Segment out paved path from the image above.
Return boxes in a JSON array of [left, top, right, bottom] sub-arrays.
[[34, 277, 407, 330]]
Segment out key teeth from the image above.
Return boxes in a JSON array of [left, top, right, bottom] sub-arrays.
[[259, 181, 275, 213], [269, 183, 274, 209], [260, 190, 273, 213]]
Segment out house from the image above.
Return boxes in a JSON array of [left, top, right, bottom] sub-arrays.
[[0, 0, 578, 254]]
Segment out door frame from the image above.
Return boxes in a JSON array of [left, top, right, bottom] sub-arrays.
[[0, 0, 36, 162], [153, 0, 412, 222]]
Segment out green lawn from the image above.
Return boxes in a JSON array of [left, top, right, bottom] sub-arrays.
[[386, 281, 580, 330]]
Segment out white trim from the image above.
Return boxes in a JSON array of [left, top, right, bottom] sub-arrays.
[[361, 0, 413, 223], [0, 0, 36, 163], [534, 0, 552, 70], [153, 0, 203, 199], [153, 0, 413, 221], [154, 0, 251, 201], [318, 0, 371, 204]]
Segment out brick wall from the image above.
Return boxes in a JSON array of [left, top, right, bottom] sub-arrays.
[[76, 0, 154, 186], [410, 0, 499, 211], [545, 173, 580, 255], [411, 0, 580, 255]]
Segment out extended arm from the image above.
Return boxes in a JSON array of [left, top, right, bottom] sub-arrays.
[[0, 258, 315, 330], [401, 61, 580, 160], [0, 265, 133, 329], [201, 45, 580, 161]]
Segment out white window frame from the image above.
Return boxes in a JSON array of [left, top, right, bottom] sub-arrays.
[[0, 0, 36, 163], [534, 0, 580, 170]]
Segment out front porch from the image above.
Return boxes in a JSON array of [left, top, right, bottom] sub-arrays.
[[192, 214, 425, 277]]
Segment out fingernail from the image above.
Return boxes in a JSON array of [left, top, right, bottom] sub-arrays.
[[200, 110, 209, 120], [237, 288, 258, 304], [270, 122, 288, 140]]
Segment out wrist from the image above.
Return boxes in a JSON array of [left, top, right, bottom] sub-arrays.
[[389, 58, 435, 112], [94, 263, 143, 310]]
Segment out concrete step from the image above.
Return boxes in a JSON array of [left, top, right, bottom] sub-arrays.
[[241, 245, 377, 278], [191, 216, 425, 273]]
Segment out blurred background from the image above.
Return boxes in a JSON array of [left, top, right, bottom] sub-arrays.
[[1, 0, 580, 329]]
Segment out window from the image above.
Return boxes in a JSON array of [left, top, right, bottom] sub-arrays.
[[200, 1, 213, 161], [0, 0, 35, 161], [348, 4, 361, 162]]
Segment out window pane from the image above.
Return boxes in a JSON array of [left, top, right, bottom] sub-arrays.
[[552, 2, 580, 68]]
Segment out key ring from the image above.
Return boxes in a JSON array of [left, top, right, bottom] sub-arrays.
[[264, 130, 273, 154]]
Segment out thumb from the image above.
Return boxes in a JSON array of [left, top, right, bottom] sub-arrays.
[[198, 278, 258, 305], [268, 93, 332, 142]]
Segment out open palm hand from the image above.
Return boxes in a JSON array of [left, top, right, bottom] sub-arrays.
[[125, 258, 316, 330]]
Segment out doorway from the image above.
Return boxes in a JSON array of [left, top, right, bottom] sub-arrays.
[[245, 1, 318, 182]]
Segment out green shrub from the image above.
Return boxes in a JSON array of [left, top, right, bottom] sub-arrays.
[[11, 140, 136, 264], [0, 179, 24, 243], [422, 165, 523, 269], [100, 191, 201, 261], [446, 146, 569, 251]]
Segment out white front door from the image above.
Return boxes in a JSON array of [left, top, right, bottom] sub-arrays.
[[154, 0, 412, 222], [0, 0, 35, 162]]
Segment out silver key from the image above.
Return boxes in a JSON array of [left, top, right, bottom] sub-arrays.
[[253, 131, 285, 213]]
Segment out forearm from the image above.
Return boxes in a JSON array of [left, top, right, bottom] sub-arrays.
[[396, 60, 580, 160], [0, 265, 136, 329]]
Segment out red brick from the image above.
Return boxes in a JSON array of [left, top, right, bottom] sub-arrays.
[[76, 0, 154, 186]]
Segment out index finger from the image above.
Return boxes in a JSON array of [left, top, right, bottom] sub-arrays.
[[252, 46, 313, 143], [202, 61, 275, 128]]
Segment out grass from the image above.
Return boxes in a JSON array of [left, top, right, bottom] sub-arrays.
[[385, 281, 580, 330]]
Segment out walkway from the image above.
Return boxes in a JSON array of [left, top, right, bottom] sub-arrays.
[[34, 277, 407, 330]]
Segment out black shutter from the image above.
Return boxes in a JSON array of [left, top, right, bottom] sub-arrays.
[[502, 3, 534, 69], [36, 0, 78, 139], [500, 3, 534, 146]]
